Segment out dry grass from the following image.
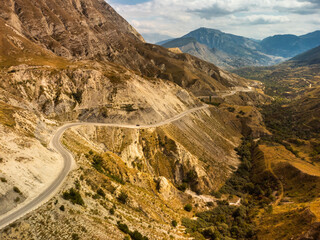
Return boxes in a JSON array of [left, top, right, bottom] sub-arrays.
[[0, 101, 18, 127], [260, 144, 320, 177], [0, 19, 69, 69], [256, 203, 314, 240], [256, 144, 320, 239]]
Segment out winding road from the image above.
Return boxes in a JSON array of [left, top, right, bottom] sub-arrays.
[[0, 104, 208, 229]]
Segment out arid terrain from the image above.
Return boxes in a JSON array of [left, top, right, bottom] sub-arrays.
[[0, 0, 320, 240]]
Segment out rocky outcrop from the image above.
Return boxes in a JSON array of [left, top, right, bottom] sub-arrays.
[[0, 0, 250, 96]]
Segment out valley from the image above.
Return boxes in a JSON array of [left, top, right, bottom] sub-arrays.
[[0, 0, 319, 239]]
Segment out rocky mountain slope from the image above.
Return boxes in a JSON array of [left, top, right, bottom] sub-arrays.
[[162, 28, 279, 70], [0, 0, 271, 239], [0, 0, 249, 96], [160, 28, 320, 70], [163, 37, 237, 70]]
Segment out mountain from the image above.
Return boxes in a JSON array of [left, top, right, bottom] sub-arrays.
[[161, 28, 285, 69], [162, 37, 236, 69], [289, 45, 320, 66], [0, 1, 272, 240], [260, 31, 320, 58], [0, 0, 253, 98], [4, 0, 320, 239], [183, 28, 261, 57], [160, 28, 320, 70]]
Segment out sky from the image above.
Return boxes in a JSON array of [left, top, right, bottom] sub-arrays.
[[107, 0, 320, 43]]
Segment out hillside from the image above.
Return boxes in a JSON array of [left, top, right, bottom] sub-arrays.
[[289, 45, 320, 66], [0, 0, 250, 97], [4, 0, 320, 239], [161, 28, 284, 69], [233, 45, 320, 98], [163, 37, 236, 70], [160, 28, 320, 70], [232, 46, 320, 240], [260, 31, 320, 58], [0, 0, 273, 240]]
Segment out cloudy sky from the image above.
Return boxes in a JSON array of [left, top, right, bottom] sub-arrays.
[[108, 0, 320, 43]]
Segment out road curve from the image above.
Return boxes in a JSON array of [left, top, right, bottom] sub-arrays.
[[0, 104, 208, 229]]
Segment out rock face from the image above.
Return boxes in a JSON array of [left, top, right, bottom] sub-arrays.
[[0, 1, 268, 239], [0, 0, 144, 59], [0, 0, 249, 97]]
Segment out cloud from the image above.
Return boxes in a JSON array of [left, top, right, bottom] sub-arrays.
[[108, 0, 320, 39], [244, 15, 290, 25], [275, 0, 320, 15], [189, 4, 249, 19]]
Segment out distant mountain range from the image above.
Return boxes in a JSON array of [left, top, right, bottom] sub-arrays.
[[158, 28, 320, 70], [289, 45, 320, 66]]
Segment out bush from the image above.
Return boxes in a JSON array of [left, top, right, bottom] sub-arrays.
[[60, 205, 65, 211], [97, 188, 105, 198], [109, 207, 115, 215], [62, 188, 84, 206], [117, 191, 128, 204], [71, 233, 80, 240], [210, 191, 222, 199], [117, 222, 149, 240], [227, 107, 235, 112], [13, 186, 21, 194], [117, 222, 130, 234], [1, 177, 7, 183], [184, 204, 193, 212], [177, 183, 188, 192], [92, 154, 104, 173], [171, 220, 178, 228]]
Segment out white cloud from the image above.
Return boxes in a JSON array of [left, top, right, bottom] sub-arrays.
[[108, 0, 320, 39], [244, 15, 290, 25]]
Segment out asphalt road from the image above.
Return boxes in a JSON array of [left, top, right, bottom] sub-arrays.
[[0, 104, 208, 229]]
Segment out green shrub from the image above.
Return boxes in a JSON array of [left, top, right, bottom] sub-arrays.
[[92, 154, 104, 173], [62, 188, 84, 206], [13, 186, 21, 194], [227, 107, 235, 112], [184, 204, 193, 212], [59, 205, 65, 211], [117, 222, 149, 240], [97, 188, 105, 198], [71, 233, 80, 240], [210, 191, 222, 199], [72, 90, 83, 104], [0, 177, 7, 183], [109, 207, 115, 215], [117, 191, 128, 204], [177, 183, 188, 192], [171, 220, 178, 228], [117, 222, 130, 234]]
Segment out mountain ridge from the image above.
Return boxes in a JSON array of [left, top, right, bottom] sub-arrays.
[[160, 27, 320, 70]]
